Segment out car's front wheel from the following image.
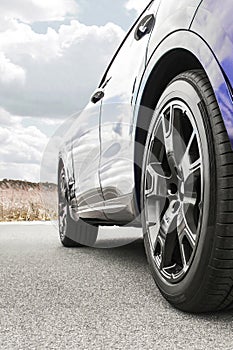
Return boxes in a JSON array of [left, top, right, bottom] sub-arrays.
[[58, 160, 98, 247], [141, 69, 233, 312]]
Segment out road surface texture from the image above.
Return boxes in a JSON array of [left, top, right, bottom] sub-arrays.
[[0, 223, 233, 349]]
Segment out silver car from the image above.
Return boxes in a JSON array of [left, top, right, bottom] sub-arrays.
[[58, 0, 233, 313]]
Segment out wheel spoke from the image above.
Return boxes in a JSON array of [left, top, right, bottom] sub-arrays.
[[145, 162, 168, 227], [177, 220, 196, 269], [183, 226, 196, 249], [160, 202, 178, 236], [145, 100, 204, 282], [184, 156, 201, 182], [180, 130, 196, 167], [182, 211, 197, 242], [147, 222, 160, 247], [180, 243, 188, 269], [161, 108, 175, 168], [155, 203, 178, 268], [161, 107, 184, 180], [190, 158, 201, 173], [183, 191, 197, 206], [179, 131, 201, 182], [161, 106, 174, 154], [146, 198, 164, 228], [145, 163, 168, 198]]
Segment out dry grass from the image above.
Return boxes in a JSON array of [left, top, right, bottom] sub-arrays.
[[0, 179, 58, 222]]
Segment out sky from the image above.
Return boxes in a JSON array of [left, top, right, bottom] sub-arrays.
[[0, 0, 147, 182]]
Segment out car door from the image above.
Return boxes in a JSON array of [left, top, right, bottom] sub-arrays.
[[98, 0, 160, 221], [70, 101, 105, 220]]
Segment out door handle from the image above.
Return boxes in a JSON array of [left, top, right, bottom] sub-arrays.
[[91, 89, 104, 104], [135, 14, 155, 41]]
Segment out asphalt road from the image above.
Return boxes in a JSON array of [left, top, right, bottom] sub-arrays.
[[1, 223, 233, 350]]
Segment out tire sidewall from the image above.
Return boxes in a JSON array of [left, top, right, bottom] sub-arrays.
[[141, 78, 216, 307], [58, 159, 98, 247]]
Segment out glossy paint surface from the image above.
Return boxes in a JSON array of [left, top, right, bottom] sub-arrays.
[[147, 0, 202, 59], [99, 0, 203, 222], [60, 0, 233, 225], [60, 102, 107, 220], [191, 0, 233, 145], [99, 1, 160, 221]]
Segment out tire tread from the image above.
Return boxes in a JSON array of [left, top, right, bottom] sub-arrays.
[[182, 70, 233, 312]]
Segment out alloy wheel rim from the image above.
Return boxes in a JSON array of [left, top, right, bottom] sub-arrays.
[[58, 167, 68, 240], [144, 100, 204, 283]]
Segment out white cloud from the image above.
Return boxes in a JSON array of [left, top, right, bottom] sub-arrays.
[[0, 0, 79, 24], [0, 19, 125, 118], [0, 1, 127, 181], [125, 0, 146, 14], [0, 52, 26, 84], [0, 162, 41, 182], [0, 107, 22, 127], [0, 108, 48, 182]]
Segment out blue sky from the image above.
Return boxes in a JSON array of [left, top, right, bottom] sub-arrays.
[[0, 0, 146, 181]]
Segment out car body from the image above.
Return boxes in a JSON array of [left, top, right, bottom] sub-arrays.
[[58, 0, 233, 312], [59, 0, 233, 225]]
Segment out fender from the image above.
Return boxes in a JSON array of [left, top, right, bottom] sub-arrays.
[[191, 0, 233, 94], [134, 29, 233, 149], [134, 30, 233, 149], [131, 29, 233, 217]]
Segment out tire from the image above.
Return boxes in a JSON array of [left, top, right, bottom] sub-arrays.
[[141, 69, 233, 313], [58, 160, 98, 248]]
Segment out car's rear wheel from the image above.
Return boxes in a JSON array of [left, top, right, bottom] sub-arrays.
[[141, 69, 233, 312], [58, 160, 98, 247]]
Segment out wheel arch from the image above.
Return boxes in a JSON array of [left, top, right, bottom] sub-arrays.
[[133, 30, 233, 212], [142, 49, 202, 114], [136, 48, 202, 149]]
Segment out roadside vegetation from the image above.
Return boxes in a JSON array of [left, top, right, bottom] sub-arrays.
[[0, 179, 57, 222]]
